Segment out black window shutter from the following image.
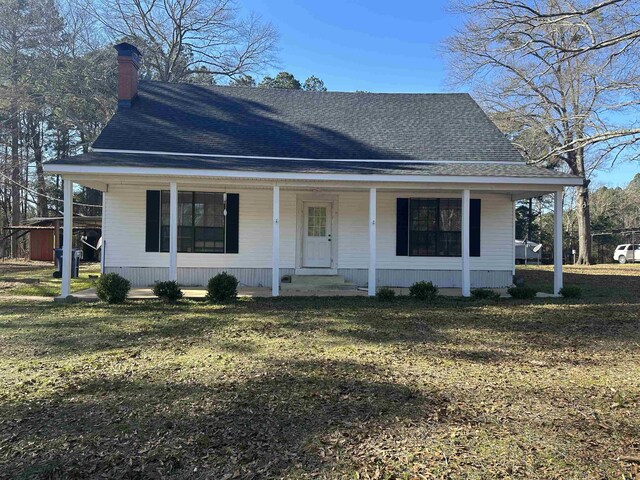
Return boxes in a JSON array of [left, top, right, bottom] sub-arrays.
[[225, 193, 239, 254], [396, 198, 409, 256], [145, 190, 161, 252], [470, 199, 481, 257]]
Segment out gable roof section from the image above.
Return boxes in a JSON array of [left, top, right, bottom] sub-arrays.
[[91, 81, 524, 162]]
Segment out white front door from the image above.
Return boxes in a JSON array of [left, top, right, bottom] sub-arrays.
[[303, 202, 332, 267]]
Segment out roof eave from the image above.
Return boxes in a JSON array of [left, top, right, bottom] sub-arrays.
[[43, 163, 584, 187]]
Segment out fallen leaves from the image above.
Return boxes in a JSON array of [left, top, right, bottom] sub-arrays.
[[0, 278, 638, 478]]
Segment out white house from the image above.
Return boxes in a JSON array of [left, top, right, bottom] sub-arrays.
[[43, 43, 582, 297]]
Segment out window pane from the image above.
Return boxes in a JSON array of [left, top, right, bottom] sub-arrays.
[[410, 231, 436, 256], [194, 227, 225, 253], [194, 192, 224, 228], [409, 199, 437, 255], [178, 192, 193, 227], [439, 199, 461, 232], [159, 190, 226, 253], [438, 232, 461, 256], [409, 198, 462, 257], [160, 191, 170, 252], [307, 207, 327, 237], [161, 226, 170, 252], [178, 226, 193, 253], [161, 191, 170, 225]]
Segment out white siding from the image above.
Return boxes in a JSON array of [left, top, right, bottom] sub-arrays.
[[337, 191, 369, 268], [104, 184, 514, 285], [104, 185, 279, 269], [339, 269, 512, 288], [376, 191, 513, 271], [312, 190, 512, 271], [279, 190, 297, 268]]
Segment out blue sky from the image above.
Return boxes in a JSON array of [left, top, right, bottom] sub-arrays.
[[241, 0, 639, 187]]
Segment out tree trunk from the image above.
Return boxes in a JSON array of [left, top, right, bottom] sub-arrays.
[[10, 97, 21, 257], [575, 184, 592, 264], [33, 117, 48, 217]]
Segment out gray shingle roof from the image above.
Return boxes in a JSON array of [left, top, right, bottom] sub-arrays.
[[48, 152, 578, 179], [91, 81, 524, 162]]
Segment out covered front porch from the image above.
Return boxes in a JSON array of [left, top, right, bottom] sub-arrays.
[[56, 172, 569, 299]]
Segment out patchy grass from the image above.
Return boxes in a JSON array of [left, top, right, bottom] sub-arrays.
[[518, 263, 640, 300], [0, 260, 99, 297], [0, 276, 639, 478]]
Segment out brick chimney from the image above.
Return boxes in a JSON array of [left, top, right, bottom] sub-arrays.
[[114, 42, 142, 109]]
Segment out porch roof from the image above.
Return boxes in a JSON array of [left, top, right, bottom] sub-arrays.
[[45, 151, 581, 183]]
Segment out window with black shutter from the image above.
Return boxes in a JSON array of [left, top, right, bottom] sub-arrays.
[[146, 190, 238, 254], [396, 197, 481, 257]]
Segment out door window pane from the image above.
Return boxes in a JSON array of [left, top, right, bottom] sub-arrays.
[[307, 207, 327, 237]]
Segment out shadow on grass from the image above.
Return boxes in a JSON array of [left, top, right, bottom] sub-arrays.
[[518, 267, 640, 300], [252, 298, 640, 349], [0, 302, 234, 357], [2, 297, 640, 360], [0, 358, 445, 479]]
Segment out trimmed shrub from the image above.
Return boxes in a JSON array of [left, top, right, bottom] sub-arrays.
[[376, 287, 396, 301], [507, 286, 537, 300], [471, 288, 501, 300], [96, 273, 131, 304], [560, 285, 582, 298], [409, 281, 438, 301], [206, 272, 239, 302], [153, 280, 183, 303]]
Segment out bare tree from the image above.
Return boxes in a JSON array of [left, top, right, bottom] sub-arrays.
[[0, 0, 64, 253], [474, 0, 640, 58], [92, 0, 278, 82], [445, 0, 640, 264]]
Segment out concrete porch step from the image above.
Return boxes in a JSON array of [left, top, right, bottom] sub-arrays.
[[281, 283, 358, 291], [289, 274, 350, 285], [281, 274, 358, 291]]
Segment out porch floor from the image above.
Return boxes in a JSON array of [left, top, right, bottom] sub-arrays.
[[71, 286, 478, 300]]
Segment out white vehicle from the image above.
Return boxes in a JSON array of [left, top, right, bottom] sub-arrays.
[[613, 244, 640, 264]]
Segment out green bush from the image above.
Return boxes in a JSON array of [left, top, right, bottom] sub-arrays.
[[96, 273, 131, 304], [153, 280, 183, 303], [560, 285, 582, 298], [206, 272, 239, 302], [376, 287, 396, 301], [507, 286, 537, 300], [471, 288, 501, 300], [409, 281, 438, 301]]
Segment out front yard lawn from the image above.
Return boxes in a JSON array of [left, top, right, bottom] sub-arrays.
[[518, 263, 640, 300], [0, 260, 100, 297], [0, 286, 639, 478]]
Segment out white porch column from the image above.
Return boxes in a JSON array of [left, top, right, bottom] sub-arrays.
[[61, 178, 73, 297], [169, 181, 178, 282], [272, 185, 280, 297], [512, 200, 516, 275], [368, 187, 377, 296], [554, 190, 564, 295], [461, 189, 471, 297]]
